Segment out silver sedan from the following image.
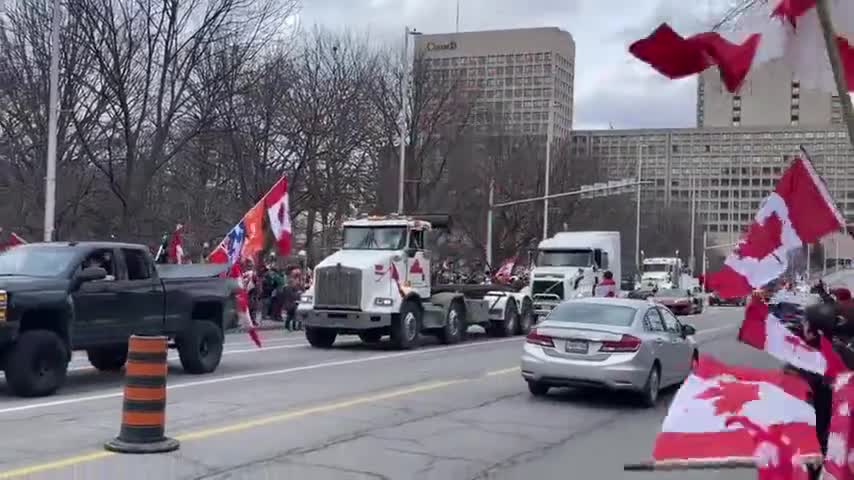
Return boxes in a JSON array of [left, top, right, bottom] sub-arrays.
[[520, 297, 698, 407]]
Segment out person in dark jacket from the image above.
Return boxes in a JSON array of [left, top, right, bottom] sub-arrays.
[[282, 266, 303, 331]]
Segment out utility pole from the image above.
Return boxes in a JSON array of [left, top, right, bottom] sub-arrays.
[[486, 179, 494, 267], [44, 0, 61, 242], [397, 26, 411, 214], [542, 106, 554, 239], [815, 0, 854, 149], [634, 144, 644, 272], [689, 174, 697, 274]]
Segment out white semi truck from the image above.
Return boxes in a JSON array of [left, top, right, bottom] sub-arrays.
[[529, 231, 621, 320], [637, 257, 683, 290], [297, 214, 534, 349]]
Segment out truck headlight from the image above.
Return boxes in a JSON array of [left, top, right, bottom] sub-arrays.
[[0, 290, 7, 322], [374, 297, 394, 306], [300, 295, 313, 304]]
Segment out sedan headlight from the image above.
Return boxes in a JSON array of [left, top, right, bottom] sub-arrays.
[[299, 295, 313, 304], [0, 290, 6, 322], [374, 297, 394, 306]]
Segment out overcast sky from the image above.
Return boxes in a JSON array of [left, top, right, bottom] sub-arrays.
[[298, 0, 737, 130]]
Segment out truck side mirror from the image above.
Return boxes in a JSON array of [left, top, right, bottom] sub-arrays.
[[72, 266, 107, 291], [405, 248, 417, 258]]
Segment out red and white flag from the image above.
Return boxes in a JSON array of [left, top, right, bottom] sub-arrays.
[[629, 0, 854, 94], [653, 355, 820, 463], [740, 296, 846, 378], [264, 177, 291, 256], [823, 372, 854, 480], [494, 257, 516, 283], [167, 224, 185, 264], [707, 153, 844, 298], [725, 416, 810, 480]]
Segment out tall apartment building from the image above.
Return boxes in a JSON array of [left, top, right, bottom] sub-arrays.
[[698, 59, 847, 128], [570, 126, 854, 251], [414, 27, 575, 139]]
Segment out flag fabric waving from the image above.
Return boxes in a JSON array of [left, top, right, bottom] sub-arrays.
[[208, 222, 246, 266], [629, 0, 854, 94], [706, 153, 844, 298], [740, 296, 846, 379], [0, 231, 26, 252], [264, 177, 291, 256], [652, 355, 820, 463], [724, 416, 810, 479], [823, 372, 854, 480]]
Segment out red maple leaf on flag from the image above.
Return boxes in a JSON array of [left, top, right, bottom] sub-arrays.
[[734, 213, 783, 260], [695, 381, 761, 416]]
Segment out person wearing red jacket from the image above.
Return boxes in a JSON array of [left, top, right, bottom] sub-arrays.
[[593, 271, 617, 297]]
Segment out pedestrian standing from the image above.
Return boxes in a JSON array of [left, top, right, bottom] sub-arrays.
[[282, 266, 303, 331]]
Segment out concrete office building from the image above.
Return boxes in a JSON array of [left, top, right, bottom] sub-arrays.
[[570, 126, 854, 250], [415, 27, 575, 139], [698, 59, 847, 128]]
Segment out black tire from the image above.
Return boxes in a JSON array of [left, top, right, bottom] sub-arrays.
[[639, 364, 661, 408], [86, 346, 128, 371], [490, 300, 517, 337], [4, 330, 69, 397], [527, 381, 550, 397], [438, 301, 465, 345], [358, 331, 383, 344], [391, 299, 422, 350], [517, 300, 534, 336], [178, 320, 224, 374], [306, 327, 337, 348]]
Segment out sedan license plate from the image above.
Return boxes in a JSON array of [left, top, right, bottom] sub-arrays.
[[565, 340, 588, 354]]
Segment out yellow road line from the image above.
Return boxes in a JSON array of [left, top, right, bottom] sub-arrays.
[[0, 368, 518, 479]]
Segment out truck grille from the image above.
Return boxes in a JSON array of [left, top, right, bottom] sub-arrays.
[[314, 266, 362, 309], [532, 280, 564, 299]]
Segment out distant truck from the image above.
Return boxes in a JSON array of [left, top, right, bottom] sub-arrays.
[[637, 257, 684, 291], [0, 242, 234, 397], [529, 231, 621, 320], [297, 214, 534, 349]]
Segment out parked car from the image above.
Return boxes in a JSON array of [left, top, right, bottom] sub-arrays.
[[0, 242, 235, 397], [652, 288, 703, 315], [520, 298, 698, 407], [708, 292, 747, 306]]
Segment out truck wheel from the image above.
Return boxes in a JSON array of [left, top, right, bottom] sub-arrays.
[[517, 300, 534, 336], [391, 300, 422, 350], [438, 301, 465, 345], [489, 300, 517, 337], [306, 327, 337, 348], [4, 330, 69, 397], [358, 331, 383, 344], [178, 320, 224, 374], [86, 346, 128, 371]]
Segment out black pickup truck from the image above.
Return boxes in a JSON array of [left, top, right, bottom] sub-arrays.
[[0, 241, 235, 397]]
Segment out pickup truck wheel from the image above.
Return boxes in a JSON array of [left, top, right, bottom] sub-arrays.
[[490, 300, 517, 338], [4, 330, 69, 397], [178, 321, 224, 374], [438, 301, 465, 345], [391, 300, 421, 350], [86, 346, 128, 371], [306, 327, 337, 348]]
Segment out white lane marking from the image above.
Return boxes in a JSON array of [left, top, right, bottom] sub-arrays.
[[0, 337, 522, 415], [63, 343, 310, 373]]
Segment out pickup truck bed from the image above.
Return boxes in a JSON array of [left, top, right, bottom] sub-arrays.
[[0, 241, 235, 397]]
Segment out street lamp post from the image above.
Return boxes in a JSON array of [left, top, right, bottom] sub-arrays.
[[542, 107, 554, 239], [635, 144, 644, 274], [44, 0, 61, 241], [397, 26, 421, 214]]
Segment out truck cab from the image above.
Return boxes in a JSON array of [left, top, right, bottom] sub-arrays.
[[637, 257, 683, 290], [530, 231, 621, 320], [298, 214, 533, 349]]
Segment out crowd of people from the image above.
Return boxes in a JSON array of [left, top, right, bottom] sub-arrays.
[[240, 258, 312, 331]]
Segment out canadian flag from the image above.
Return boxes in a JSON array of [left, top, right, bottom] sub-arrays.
[[653, 355, 821, 463], [629, 0, 854, 94], [706, 153, 844, 298], [823, 372, 854, 480], [725, 416, 810, 480], [740, 296, 846, 378], [264, 177, 291, 256]]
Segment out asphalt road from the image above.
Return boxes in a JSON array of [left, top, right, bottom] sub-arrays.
[[0, 307, 771, 480]]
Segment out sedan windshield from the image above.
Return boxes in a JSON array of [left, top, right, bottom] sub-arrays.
[[0, 246, 77, 277], [343, 227, 406, 250], [547, 302, 637, 327], [654, 289, 687, 298], [537, 249, 592, 267]]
